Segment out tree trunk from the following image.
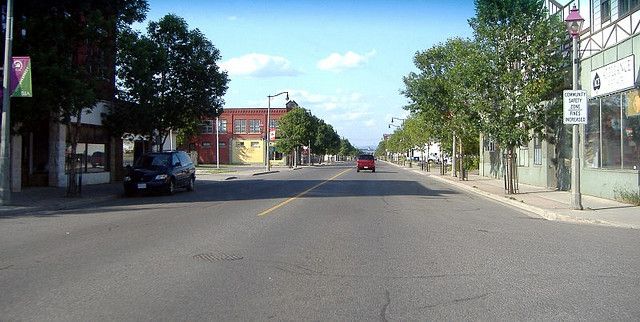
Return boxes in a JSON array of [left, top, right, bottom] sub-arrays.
[[66, 111, 83, 197], [293, 147, 297, 168], [504, 146, 518, 194], [452, 132, 457, 178], [459, 137, 465, 181]]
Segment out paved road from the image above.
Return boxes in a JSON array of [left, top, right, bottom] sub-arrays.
[[1, 162, 639, 320]]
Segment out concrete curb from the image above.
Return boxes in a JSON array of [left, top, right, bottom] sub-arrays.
[[385, 161, 638, 229], [0, 194, 119, 216], [252, 171, 280, 176]]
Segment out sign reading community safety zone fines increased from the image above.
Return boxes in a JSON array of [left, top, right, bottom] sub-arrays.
[[563, 90, 587, 124]]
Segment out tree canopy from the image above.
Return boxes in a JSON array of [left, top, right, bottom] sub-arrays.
[[275, 106, 356, 159], [107, 14, 229, 148]]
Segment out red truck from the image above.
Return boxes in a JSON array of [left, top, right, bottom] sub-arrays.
[[356, 154, 376, 172]]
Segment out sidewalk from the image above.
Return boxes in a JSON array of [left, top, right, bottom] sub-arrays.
[[388, 161, 640, 230], [0, 165, 288, 216]]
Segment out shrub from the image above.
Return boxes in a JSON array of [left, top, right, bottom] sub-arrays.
[[614, 189, 640, 206]]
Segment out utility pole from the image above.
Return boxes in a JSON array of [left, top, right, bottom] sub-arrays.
[[0, 0, 14, 205], [216, 116, 220, 169]]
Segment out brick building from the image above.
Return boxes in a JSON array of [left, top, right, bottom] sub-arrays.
[[192, 101, 297, 165]]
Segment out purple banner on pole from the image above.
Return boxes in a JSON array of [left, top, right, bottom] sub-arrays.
[[1, 56, 32, 99]]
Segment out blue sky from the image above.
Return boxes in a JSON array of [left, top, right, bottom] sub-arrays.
[[141, 0, 476, 147]]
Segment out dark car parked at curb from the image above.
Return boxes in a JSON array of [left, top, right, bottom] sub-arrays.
[[124, 151, 196, 196], [356, 154, 375, 172]]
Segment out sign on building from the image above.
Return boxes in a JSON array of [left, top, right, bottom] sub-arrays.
[[563, 90, 588, 124], [591, 55, 635, 98]]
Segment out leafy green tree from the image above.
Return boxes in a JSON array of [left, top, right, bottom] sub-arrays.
[[313, 120, 340, 161], [275, 107, 316, 165], [107, 14, 228, 149], [403, 38, 484, 173], [375, 139, 387, 159], [470, 0, 566, 192], [338, 138, 359, 159]]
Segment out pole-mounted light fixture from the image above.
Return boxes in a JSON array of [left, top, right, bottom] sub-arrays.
[[565, 5, 584, 38], [565, 4, 584, 210], [266, 91, 289, 172]]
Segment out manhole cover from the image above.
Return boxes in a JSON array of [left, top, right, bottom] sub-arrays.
[[193, 253, 243, 262]]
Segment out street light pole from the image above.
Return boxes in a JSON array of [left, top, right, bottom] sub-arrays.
[[565, 5, 584, 210], [266, 91, 288, 172], [0, 0, 14, 205], [216, 116, 220, 169]]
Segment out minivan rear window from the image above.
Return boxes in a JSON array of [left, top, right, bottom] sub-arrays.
[[358, 155, 374, 160], [135, 154, 171, 169]]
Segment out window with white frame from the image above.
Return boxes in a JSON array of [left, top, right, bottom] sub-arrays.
[[218, 119, 227, 133], [619, 0, 640, 17], [600, 0, 611, 22], [533, 135, 542, 165], [234, 119, 246, 133], [249, 119, 261, 133], [483, 137, 495, 152], [518, 144, 529, 167], [201, 120, 213, 134]]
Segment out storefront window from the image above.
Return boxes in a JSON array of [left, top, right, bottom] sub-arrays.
[[601, 94, 622, 169], [623, 90, 640, 169], [66, 143, 107, 173], [585, 99, 601, 168]]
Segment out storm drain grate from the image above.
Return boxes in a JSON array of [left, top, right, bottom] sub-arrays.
[[193, 253, 243, 262]]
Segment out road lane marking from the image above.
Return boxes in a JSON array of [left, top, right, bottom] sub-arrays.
[[258, 168, 351, 217]]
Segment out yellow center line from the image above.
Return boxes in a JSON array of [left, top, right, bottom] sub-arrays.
[[258, 168, 351, 217]]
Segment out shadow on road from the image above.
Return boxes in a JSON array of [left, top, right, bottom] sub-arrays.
[[0, 175, 458, 219]]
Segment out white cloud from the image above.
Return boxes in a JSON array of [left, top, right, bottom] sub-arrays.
[[364, 119, 376, 127], [220, 53, 301, 77], [288, 89, 368, 113], [227, 16, 238, 21], [317, 50, 376, 72]]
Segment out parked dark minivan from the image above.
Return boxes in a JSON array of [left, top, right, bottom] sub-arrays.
[[124, 151, 196, 196]]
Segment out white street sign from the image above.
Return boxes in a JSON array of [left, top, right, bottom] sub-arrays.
[[269, 129, 276, 141], [563, 90, 588, 124]]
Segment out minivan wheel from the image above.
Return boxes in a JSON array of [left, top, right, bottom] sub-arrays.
[[187, 176, 195, 191], [167, 178, 176, 195]]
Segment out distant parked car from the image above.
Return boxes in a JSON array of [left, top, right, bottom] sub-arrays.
[[123, 151, 196, 196], [356, 154, 376, 172]]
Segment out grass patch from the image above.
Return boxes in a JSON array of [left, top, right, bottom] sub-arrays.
[[196, 166, 236, 174], [614, 189, 640, 206]]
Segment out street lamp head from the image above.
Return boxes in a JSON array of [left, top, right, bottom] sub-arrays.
[[285, 92, 289, 101], [565, 5, 584, 38]]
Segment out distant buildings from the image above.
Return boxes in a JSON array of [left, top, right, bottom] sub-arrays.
[[191, 101, 298, 165]]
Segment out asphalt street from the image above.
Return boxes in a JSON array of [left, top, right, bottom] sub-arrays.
[[1, 162, 639, 320]]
